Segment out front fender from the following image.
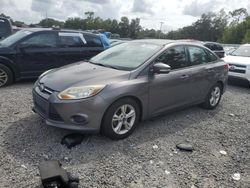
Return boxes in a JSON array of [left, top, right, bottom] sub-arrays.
[[0, 56, 19, 80]]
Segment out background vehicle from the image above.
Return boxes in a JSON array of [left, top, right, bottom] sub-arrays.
[[0, 17, 12, 40], [179, 40, 225, 58], [203, 42, 225, 58], [33, 40, 228, 139], [223, 44, 250, 83], [0, 28, 106, 87]]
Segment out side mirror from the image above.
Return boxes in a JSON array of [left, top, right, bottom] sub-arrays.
[[152, 62, 171, 74]]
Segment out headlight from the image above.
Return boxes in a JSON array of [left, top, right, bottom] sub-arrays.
[[39, 69, 53, 79], [58, 85, 106, 100]]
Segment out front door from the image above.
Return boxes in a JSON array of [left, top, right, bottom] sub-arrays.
[[17, 32, 59, 78], [149, 45, 194, 116]]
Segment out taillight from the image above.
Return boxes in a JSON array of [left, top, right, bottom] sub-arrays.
[[224, 64, 229, 71]]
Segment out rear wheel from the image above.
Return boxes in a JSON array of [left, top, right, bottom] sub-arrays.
[[202, 83, 222, 110], [101, 98, 140, 139], [0, 64, 13, 87]]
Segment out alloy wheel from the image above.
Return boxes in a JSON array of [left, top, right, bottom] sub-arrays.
[[0, 68, 8, 87], [112, 104, 136, 135], [209, 86, 221, 107]]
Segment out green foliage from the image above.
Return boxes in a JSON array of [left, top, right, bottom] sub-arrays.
[[220, 17, 250, 44], [39, 18, 64, 28], [1, 8, 250, 42]]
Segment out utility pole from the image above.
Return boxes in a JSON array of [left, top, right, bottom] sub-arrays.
[[159, 21, 164, 38]]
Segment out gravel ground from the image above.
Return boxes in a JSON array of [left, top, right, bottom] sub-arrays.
[[0, 80, 249, 188]]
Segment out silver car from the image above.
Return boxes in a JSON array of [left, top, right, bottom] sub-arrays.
[[33, 40, 228, 139]]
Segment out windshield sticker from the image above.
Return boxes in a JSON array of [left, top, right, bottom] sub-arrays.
[[23, 31, 32, 35], [59, 32, 87, 44]]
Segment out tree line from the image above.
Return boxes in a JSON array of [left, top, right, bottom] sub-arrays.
[[1, 8, 250, 43]]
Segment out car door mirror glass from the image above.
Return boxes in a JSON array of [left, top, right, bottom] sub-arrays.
[[153, 62, 171, 74]]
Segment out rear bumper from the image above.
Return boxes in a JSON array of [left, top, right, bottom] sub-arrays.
[[32, 84, 109, 132]]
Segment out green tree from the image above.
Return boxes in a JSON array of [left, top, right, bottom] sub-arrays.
[[119, 17, 130, 37], [39, 18, 64, 28], [229, 8, 248, 25]]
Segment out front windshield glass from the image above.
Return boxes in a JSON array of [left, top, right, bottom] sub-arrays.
[[231, 46, 250, 57], [90, 42, 162, 70], [0, 30, 32, 46]]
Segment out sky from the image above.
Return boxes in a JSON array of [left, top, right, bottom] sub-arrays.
[[1, 0, 250, 31]]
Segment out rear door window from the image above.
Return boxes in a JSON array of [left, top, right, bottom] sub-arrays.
[[84, 35, 103, 47], [188, 46, 209, 65], [58, 32, 86, 48]]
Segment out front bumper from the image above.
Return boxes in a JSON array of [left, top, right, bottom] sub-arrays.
[[32, 84, 109, 132], [228, 71, 250, 83]]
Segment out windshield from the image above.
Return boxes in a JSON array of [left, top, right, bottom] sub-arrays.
[[90, 42, 162, 70], [0, 30, 32, 46], [231, 46, 250, 57]]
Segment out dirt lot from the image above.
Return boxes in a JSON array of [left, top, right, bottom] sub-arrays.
[[0, 80, 249, 188]]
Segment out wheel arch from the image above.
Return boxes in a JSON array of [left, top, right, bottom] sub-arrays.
[[101, 95, 143, 130], [0, 56, 18, 81]]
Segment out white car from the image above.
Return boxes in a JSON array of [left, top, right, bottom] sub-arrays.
[[223, 44, 250, 83]]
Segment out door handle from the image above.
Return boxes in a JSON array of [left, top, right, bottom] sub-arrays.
[[180, 74, 189, 79], [206, 68, 215, 73]]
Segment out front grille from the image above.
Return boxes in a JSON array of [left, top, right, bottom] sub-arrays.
[[37, 82, 54, 95], [33, 90, 64, 122], [33, 92, 48, 116], [229, 64, 246, 74], [229, 69, 246, 74], [229, 64, 246, 68], [49, 105, 63, 122]]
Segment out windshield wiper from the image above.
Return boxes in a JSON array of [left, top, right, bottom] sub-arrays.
[[89, 61, 120, 70]]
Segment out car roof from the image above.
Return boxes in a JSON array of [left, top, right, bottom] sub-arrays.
[[22, 28, 98, 36], [131, 39, 211, 47]]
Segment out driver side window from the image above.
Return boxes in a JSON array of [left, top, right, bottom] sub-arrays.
[[156, 46, 187, 70], [21, 33, 57, 48]]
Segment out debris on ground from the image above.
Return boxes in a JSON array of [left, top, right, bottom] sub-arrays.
[[61, 133, 85, 149], [152, 145, 159, 149], [21, 164, 27, 169], [232, 173, 241, 181], [149, 160, 154, 164], [229, 113, 235, 117], [176, 142, 194, 152], [39, 160, 79, 188], [219, 150, 227, 155], [164, 170, 170, 175]]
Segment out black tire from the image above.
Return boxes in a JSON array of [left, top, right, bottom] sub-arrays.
[[202, 83, 222, 110], [0, 64, 13, 87], [101, 98, 140, 140]]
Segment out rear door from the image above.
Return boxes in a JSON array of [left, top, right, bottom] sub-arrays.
[[57, 32, 89, 66], [17, 31, 59, 77], [185, 45, 219, 101], [83, 34, 104, 58]]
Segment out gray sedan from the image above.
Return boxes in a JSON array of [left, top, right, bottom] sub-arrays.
[[33, 40, 228, 139]]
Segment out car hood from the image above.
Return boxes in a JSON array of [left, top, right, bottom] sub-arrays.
[[223, 55, 250, 65], [39, 62, 131, 92]]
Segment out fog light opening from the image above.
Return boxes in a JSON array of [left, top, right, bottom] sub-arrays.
[[71, 115, 87, 124]]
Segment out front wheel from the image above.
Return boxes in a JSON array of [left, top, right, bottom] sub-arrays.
[[0, 64, 13, 87], [101, 98, 140, 140], [202, 83, 222, 110]]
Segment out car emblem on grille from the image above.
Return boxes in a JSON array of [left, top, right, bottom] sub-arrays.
[[39, 83, 45, 92], [229, 65, 236, 71]]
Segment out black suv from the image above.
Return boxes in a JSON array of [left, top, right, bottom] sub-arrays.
[[0, 17, 12, 40], [203, 42, 225, 58], [0, 28, 105, 87]]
